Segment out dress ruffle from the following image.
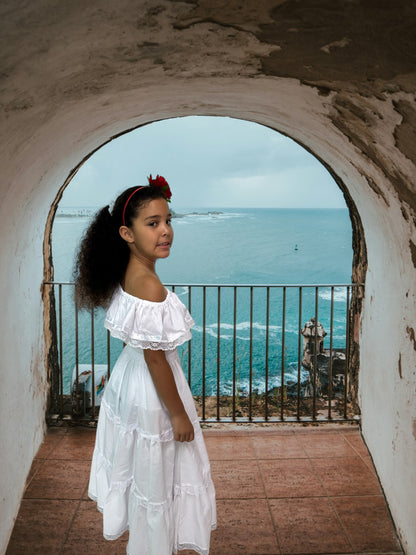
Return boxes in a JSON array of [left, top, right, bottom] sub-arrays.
[[89, 389, 216, 554], [104, 285, 195, 351], [90, 289, 216, 555]]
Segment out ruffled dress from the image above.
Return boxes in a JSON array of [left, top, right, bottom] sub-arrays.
[[88, 285, 217, 555]]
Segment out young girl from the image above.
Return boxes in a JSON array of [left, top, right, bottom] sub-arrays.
[[73, 175, 216, 555]]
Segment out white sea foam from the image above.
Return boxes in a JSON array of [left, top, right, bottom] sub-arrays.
[[174, 286, 189, 297], [173, 211, 244, 224], [319, 287, 348, 303], [332, 335, 348, 342], [192, 321, 303, 337], [191, 321, 305, 343], [211, 367, 310, 396], [209, 321, 281, 333]]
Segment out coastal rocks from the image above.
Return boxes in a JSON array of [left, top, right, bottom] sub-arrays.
[[302, 350, 346, 398]]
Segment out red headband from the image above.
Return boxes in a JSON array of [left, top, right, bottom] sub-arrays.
[[121, 175, 172, 226], [121, 187, 145, 226]]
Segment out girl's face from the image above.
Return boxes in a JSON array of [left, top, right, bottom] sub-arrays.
[[120, 198, 173, 263]]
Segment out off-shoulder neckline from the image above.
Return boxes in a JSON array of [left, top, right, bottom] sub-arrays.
[[117, 284, 171, 305]]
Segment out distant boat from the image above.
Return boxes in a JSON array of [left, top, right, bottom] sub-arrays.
[[295, 244, 298, 251]]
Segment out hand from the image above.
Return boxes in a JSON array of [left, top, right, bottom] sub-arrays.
[[171, 412, 194, 442]]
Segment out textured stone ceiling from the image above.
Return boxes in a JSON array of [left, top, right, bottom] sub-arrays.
[[1, 0, 415, 212], [2, 0, 415, 102]]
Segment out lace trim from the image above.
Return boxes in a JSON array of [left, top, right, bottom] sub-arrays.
[[128, 480, 215, 512], [93, 448, 112, 471], [174, 539, 216, 555], [130, 483, 173, 511], [92, 452, 214, 512], [173, 479, 214, 497], [105, 325, 192, 351], [126, 542, 211, 555], [104, 527, 129, 542], [100, 398, 175, 441], [99, 397, 202, 442], [111, 477, 133, 493], [104, 287, 195, 351]]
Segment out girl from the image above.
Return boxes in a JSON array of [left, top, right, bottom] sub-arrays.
[[73, 175, 216, 555]]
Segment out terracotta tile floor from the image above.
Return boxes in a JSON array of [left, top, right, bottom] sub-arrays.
[[6, 425, 403, 555]]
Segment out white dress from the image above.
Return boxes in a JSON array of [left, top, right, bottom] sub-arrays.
[[88, 285, 217, 555]]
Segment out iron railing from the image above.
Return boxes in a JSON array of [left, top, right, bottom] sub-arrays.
[[44, 282, 363, 424]]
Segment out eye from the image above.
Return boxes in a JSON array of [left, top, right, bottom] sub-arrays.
[[167, 218, 172, 226], [148, 221, 157, 227]]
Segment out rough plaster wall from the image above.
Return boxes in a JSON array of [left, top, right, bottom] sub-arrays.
[[0, 171, 48, 553], [327, 91, 416, 555], [1, 0, 416, 552], [328, 96, 416, 554]]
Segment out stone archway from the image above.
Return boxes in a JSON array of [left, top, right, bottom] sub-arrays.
[[43, 115, 366, 416], [1, 2, 416, 552]]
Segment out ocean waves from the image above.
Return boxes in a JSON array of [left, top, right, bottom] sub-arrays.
[[192, 321, 300, 342], [319, 287, 348, 303], [53, 207, 353, 397]]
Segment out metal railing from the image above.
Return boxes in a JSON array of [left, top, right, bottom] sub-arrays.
[[44, 282, 364, 424]]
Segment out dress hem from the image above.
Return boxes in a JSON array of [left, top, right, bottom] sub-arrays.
[[90, 489, 217, 551]]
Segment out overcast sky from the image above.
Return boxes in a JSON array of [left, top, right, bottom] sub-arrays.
[[61, 116, 346, 210]]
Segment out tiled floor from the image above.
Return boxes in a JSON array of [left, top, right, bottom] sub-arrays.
[[6, 425, 403, 555]]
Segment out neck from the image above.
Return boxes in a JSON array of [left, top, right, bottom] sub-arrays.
[[129, 252, 157, 274]]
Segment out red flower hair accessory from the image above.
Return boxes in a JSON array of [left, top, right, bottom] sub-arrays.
[[148, 174, 172, 202]]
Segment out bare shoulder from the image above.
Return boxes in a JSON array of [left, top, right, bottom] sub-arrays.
[[127, 273, 167, 303]]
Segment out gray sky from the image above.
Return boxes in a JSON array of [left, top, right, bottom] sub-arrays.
[[61, 116, 346, 209]]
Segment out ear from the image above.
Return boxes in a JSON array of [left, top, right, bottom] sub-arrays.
[[119, 225, 134, 243]]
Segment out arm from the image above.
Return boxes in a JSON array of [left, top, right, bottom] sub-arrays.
[[144, 349, 194, 442]]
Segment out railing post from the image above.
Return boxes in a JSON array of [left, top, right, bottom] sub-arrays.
[[58, 284, 63, 419], [265, 286, 270, 421], [90, 307, 95, 421], [328, 286, 335, 420], [232, 286, 237, 422], [297, 286, 303, 421], [75, 299, 80, 416], [216, 286, 221, 421], [344, 286, 351, 419], [249, 286, 253, 422], [188, 286, 192, 387], [202, 286, 206, 422], [280, 286, 286, 421], [313, 286, 319, 420]]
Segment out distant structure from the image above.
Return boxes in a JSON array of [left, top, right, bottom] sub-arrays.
[[300, 318, 346, 399], [301, 318, 327, 370]]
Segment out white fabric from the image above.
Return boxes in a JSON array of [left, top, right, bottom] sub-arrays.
[[89, 286, 216, 555], [104, 286, 195, 350]]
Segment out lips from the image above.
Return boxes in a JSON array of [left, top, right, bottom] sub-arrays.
[[157, 242, 170, 247]]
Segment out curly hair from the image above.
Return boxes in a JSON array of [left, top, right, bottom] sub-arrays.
[[73, 185, 169, 309]]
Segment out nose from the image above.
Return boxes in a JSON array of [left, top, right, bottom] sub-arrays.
[[161, 222, 171, 235]]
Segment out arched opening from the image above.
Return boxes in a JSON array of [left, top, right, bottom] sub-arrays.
[[44, 116, 366, 423], [2, 83, 412, 550], [3, 74, 411, 547], [2, 2, 416, 550]]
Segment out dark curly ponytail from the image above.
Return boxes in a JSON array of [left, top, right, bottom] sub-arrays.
[[73, 184, 169, 309]]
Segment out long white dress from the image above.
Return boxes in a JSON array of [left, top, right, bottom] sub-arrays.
[[88, 285, 217, 555]]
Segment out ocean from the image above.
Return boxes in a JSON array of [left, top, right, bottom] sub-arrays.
[[52, 207, 353, 396]]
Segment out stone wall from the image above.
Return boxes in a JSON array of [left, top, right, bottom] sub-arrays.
[[1, 1, 415, 552]]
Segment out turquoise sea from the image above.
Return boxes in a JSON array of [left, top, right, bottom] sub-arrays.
[[52, 207, 353, 396]]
